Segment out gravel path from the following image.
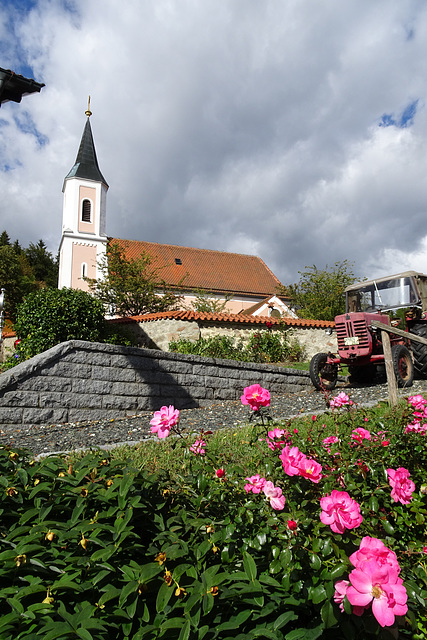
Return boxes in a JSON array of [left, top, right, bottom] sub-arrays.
[[3, 377, 427, 457]]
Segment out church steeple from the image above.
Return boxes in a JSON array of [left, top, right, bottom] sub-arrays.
[[65, 116, 108, 186], [58, 102, 108, 291]]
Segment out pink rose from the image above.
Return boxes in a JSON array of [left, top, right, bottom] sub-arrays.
[[266, 428, 289, 451], [320, 490, 363, 534], [408, 394, 427, 411], [297, 456, 323, 483], [349, 537, 400, 573], [216, 468, 225, 478], [279, 445, 305, 477], [190, 439, 206, 456], [405, 421, 427, 435], [262, 481, 286, 510], [387, 467, 415, 504], [240, 384, 271, 411], [150, 405, 179, 438], [346, 560, 408, 627], [330, 392, 352, 409], [244, 474, 266, 494], [322, 436, 339, 447], [334, 579, 350, 612], [351, 427, 371, 443]]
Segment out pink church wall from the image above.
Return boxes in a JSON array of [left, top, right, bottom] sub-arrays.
[[71, 243, 97, 292], [78, 186, 96, 234]]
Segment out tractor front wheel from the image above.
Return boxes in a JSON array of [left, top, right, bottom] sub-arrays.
[[309, 353, 338, 391], [391, 344, 414, 388]]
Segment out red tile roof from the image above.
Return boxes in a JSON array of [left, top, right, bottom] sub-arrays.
[[110, 309, 334, 328], [109, 238, 282, 297]]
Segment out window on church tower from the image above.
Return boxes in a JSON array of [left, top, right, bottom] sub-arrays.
[[81, 199, 91, 223], [81, 263, 87, 278]]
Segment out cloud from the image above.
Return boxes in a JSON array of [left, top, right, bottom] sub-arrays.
[[1, 0, 427, 287]]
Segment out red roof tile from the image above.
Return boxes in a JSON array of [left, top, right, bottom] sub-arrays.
[[110, 309, 334, 329], [109, 238, 282, 297]]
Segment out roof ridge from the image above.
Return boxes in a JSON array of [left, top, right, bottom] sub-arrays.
[[110, 237, 263, 260]]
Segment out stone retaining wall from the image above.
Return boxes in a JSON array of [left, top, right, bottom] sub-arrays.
[[0, 340, 312, 429], [122, 318, 337, 360]]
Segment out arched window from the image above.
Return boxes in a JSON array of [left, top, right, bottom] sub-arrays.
[[81, 262, 87, 278], [81, 199, 91, 223]]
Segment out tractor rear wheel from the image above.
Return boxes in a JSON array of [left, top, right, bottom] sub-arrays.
[[410, 323, 427, 378], [309, 353, 338, 391], [391, 344, 414, 388]]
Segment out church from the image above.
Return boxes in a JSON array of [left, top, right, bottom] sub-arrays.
[[58, 109, 296, 318]]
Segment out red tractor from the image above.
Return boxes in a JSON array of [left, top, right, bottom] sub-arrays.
[[309, 271, 427, 390]]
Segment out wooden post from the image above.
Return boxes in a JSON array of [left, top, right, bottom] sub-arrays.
[[381, 330, 398, 407]]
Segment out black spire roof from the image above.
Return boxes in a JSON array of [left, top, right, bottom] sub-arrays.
[[65, 117, 108, 186]]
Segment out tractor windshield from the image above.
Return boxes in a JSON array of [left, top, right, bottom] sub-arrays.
[[346, 276, 420, 313]]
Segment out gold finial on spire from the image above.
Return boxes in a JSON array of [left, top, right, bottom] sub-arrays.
[[85, 96, 92, 117]]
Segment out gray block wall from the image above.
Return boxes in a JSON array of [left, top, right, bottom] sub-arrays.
[[0, 340, 312, 428]]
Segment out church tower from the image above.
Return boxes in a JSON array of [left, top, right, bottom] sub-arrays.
[[58, 102, 108, 291]]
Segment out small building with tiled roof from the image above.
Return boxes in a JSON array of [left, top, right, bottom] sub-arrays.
[[58, 111, 293, 316]]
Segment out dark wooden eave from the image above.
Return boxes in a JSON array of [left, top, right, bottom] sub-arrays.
[[0, 67, 45, 107]]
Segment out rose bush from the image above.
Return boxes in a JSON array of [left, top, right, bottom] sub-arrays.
[[0, 388, 426, 639]]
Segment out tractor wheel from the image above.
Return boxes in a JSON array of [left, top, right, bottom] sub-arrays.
[[391, 344, 414, 388], [409, 323, 427, 378], [348, 365, 376, 385], [309, 353, 338, 391]]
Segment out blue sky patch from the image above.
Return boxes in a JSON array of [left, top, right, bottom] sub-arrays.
[[379, 99, 418, 128], [14, 111, 49, 147]]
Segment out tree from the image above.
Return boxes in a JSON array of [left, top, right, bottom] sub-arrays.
[[14, 288, 105, 359], [0, 245, 36, 320], [85, 241, 183, 317], [25, 240, 59, 288], [189, 289, 234, 314], [285, 260, 359, 321]]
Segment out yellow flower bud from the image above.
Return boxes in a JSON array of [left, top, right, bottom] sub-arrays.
[[79, 536, 89, 550]]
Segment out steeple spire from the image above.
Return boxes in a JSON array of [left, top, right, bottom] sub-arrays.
[[65, 101, 108, 186]]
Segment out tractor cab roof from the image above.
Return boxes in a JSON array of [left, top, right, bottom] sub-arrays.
[[345, 271, 427, 294]]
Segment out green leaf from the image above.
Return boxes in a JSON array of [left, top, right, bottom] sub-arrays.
[[76, 629, 93, 640], [178, 620, 191, 640], [273, 611, 298, 630], [382, 519, 395, 535], [311, 584, 327, 604], [249, 629, 279, 639], [328, 563, 348, 580], [119, 580, 139, 606], [321, 600, 338, 628], [217, 609, 252, 631], [156, 581, 174, 613], [243, 551, 257, 582]]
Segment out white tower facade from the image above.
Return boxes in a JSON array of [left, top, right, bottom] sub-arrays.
[[58, 110, 108, 291]]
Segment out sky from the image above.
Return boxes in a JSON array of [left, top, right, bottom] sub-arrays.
[[1, 0, 427, 286]]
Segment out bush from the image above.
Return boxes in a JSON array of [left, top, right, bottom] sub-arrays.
[[169, 330, 306, 364], [13, 288, 105, 360], [0, 390, 426, 638]]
